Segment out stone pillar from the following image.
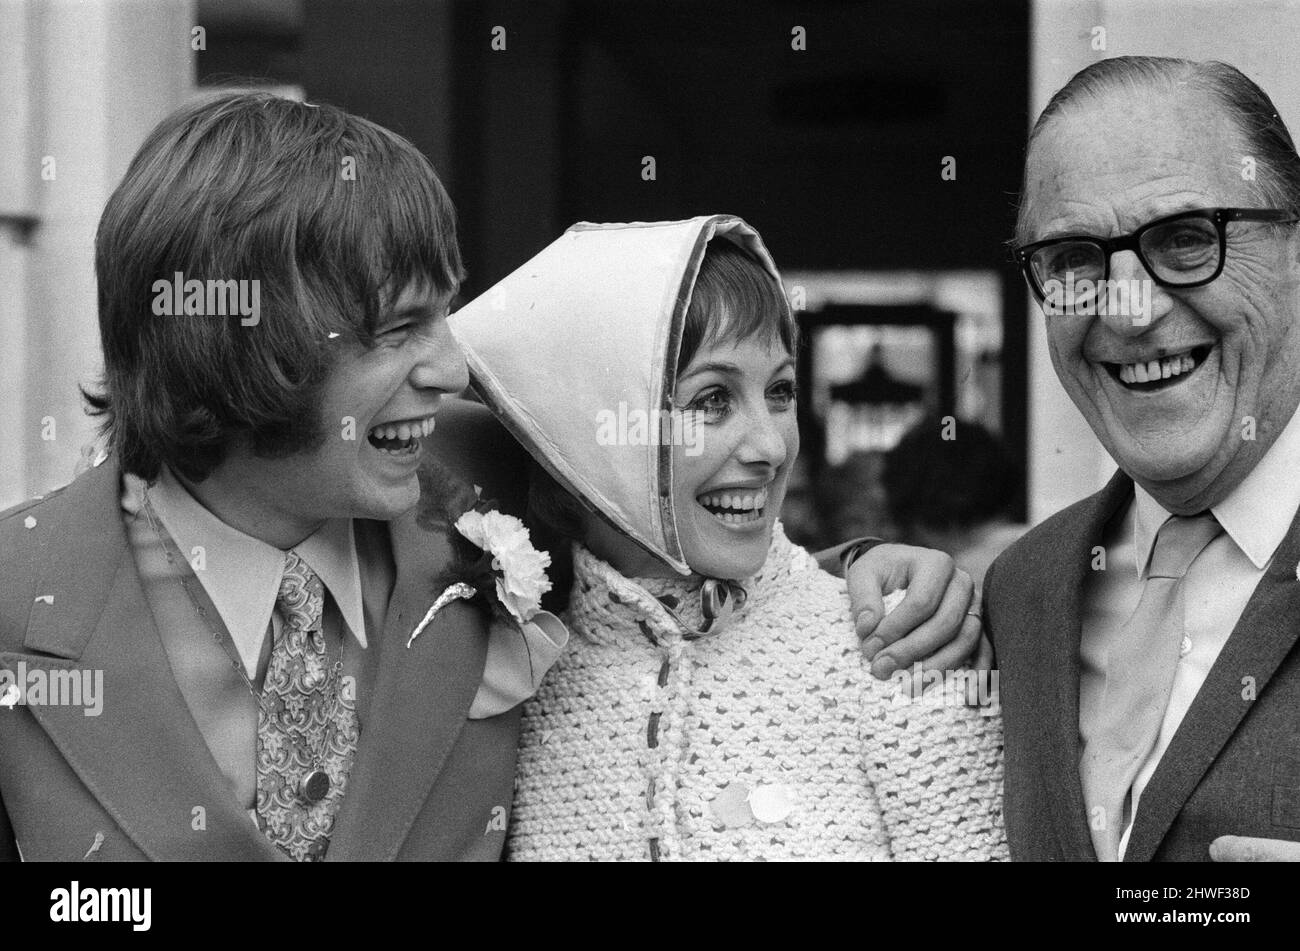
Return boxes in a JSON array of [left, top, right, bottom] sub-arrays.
[[0, 0, 194, 509]]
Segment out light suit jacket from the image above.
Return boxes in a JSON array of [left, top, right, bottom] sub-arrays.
[[0, 452, 519, 861]]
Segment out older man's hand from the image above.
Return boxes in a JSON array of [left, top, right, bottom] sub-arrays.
[[1210, 835, 1300, 861], [845, 543, 984, 680]]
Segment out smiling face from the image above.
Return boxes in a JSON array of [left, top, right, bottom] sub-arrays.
[[316, 282, 469, 517], [668, 333, 800, 579], [1022, 86, 1300, 512], [196, 282, 469, 545], [582, 331, 799, 581]]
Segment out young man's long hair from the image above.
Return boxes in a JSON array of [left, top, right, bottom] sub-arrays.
[[86, 91, 464, 482]]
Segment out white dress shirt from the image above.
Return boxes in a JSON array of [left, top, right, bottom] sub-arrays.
[[127, 465, 566, 734], [142, 465, 368, 678], [1081, 403, 1300, 859]]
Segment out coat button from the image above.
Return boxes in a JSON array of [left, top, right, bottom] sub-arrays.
[[750, 783, 799, 824]]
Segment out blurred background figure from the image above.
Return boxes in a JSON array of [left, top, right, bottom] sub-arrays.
[[882, 417, 1024, 589]]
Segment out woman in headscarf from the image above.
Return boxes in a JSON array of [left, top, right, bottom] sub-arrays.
[[451, 216, 1006, 861]]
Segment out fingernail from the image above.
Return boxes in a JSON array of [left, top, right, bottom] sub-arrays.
[[854, 611, 876, 635], [872, 655, 897, 679], [861, 637, 883, 660]]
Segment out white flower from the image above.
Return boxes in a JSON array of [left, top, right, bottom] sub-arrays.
[[455, 509, 553, 624]]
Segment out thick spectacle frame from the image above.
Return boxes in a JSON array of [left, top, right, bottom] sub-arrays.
[[1014, 207, 1299, 301]]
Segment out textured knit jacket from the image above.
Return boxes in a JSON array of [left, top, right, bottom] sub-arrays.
[[508, 525, 1008, 861]]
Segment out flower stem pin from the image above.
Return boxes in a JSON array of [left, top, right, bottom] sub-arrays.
[[406, 582, 477, 648], [406, 504, 553, 649]]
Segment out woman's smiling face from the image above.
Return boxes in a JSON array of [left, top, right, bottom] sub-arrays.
[[573, 236, 799, 582], [670, 333, 800, 580]]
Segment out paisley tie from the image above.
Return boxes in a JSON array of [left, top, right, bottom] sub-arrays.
[[255, 550, 360, 861]]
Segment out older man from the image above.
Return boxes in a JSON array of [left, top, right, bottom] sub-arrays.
[[988, 56, 1300, 861]]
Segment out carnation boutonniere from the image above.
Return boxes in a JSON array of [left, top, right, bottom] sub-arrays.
[[406, 491, 554, 649]]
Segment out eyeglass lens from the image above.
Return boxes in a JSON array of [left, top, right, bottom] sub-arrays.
[[1030, 215, 1222, 293]]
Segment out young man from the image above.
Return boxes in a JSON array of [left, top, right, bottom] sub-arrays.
[[0, 93, 978, 862]]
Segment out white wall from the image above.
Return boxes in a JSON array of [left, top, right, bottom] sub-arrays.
[[1027, 0, 1300, 522], [0, 0, 194, 510]]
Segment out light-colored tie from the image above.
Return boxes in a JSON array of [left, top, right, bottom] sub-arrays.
[[255, 551, 360, 862], [1082, 513, 1223, 861]]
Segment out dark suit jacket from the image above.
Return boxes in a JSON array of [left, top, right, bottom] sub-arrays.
[[0, 448, 521, 862], [984, 469, 1300, 861]]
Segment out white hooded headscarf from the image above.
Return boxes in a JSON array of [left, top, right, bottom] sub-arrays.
[[448, 215, 784, 576]]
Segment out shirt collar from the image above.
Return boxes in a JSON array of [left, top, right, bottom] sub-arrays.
[[1133, 402, 1300, 576], [145, 467, 367, 675]]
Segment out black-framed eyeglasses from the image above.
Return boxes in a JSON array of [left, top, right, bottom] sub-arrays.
[[1014, 207, 1299, 303]]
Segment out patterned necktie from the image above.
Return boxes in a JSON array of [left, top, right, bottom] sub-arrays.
[[255, 550, 360, 861], [1081, 513, 1223, 861]]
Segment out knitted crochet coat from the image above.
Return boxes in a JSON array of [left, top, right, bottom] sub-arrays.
[[508, 525, 1008, 861]]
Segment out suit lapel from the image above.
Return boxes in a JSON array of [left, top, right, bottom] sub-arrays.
[[325, 505, 489, 861], [1125, 500, 1300, 861], [1015, 470, 1133, 861], [13, 458, 286, 861]]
